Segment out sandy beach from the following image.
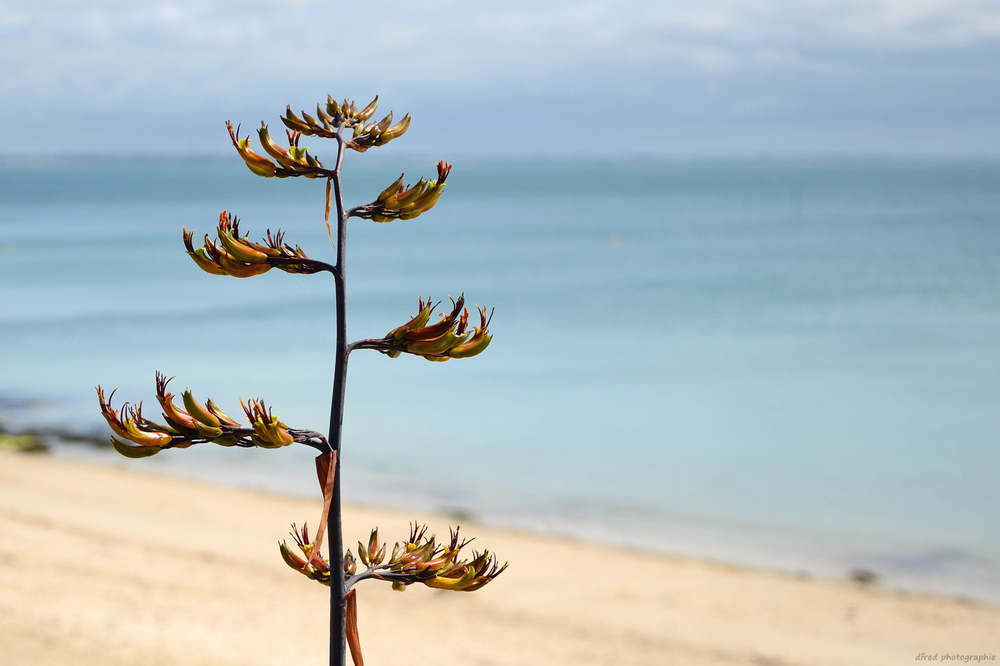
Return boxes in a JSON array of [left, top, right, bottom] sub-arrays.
[[1, 449, 997, 666]]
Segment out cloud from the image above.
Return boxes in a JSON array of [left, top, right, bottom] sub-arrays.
[[1, 0, 999, 155]]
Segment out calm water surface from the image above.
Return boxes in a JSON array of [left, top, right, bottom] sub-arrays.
[[2, 157, 999, 600]]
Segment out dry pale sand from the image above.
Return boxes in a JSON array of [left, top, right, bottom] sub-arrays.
[[1, 449, 998, 666]]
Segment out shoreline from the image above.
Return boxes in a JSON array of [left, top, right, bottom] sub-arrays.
[[2, 448, 999, 665], [31, 436, 1000, 606], [7, 426, 1000, 607]]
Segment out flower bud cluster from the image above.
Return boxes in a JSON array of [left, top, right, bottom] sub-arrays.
[[232, 96, 402, 177], [282, 95, 379, 138], [375, 523, 507, 591], [352, 161, 451, 222], [227, 120, 333, 179], [184, 211, 324, 278], [380, 294, 493, 361], [97, 372, 325, 458], [278, 95, 411, 153], [280, 522, 507, 593]]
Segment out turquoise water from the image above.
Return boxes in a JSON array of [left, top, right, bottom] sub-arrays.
[[2, 158, 999, 600]]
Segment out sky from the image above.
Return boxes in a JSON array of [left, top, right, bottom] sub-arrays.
[[1, 0, 999, 158]]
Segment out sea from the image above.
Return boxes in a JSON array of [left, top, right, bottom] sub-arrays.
[[2, 156, 999, 602]]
